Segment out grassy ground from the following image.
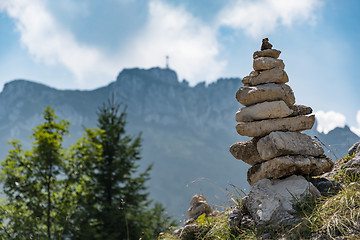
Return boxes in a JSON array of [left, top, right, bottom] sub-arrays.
[[159, 154, 360, 239]]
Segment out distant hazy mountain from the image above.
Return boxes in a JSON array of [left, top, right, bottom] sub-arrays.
[[306, 122, 359, 160], [0, 67, 358, 219]]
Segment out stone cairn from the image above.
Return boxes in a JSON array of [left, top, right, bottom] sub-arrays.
[[187, 194, 212, 219], [172, 194, 213, 238], [230, 38, 334, 186]]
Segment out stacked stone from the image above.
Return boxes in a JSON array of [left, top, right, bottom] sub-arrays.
[[187, 194, 212, 219], [230, 38, 334, 186]]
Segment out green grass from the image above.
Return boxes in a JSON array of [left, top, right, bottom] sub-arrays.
[[333, 152, 358, 184], [308, 184, 360, 239], [159, 212, 256, 240]]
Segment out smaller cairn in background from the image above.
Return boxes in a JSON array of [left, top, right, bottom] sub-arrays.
[[173, 194, 214, 239], [187, 194, 213, 219]]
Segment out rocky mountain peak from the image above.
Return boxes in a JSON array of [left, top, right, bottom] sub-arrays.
[[116, 67, 179, 86], [2, 79, 53, 96], [0, 80, 58, 111]]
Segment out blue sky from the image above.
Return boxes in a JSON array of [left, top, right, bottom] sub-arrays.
[[0, 0, 359, 135]]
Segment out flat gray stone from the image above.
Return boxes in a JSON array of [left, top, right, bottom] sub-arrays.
[[245, 175, 320, 225], [236, 115, 315, 137], [253, 57, 285, 71], [289, 104, 313, 117], [230, 138, 263, 166], [236, 83, 295, 107], [253, 49, 281, 59], [247, 155, 334, 185], [242, 68, 289, 86], [257, 131, 324, 160], [236, 101, 293, 122]]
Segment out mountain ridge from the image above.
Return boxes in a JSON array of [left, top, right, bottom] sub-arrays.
[[0, 67, 358, 218]]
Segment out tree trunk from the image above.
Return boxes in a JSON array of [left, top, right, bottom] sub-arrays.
[[47, 164, 52, 239]]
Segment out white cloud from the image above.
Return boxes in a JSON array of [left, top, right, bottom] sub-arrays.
[[124, 0, 226, 84], [315, 110, 346, 134], [350, 110, 360, 137], [2, 0, 323, 88], [217, 0, 322, 38], [1, 0, 226, 86], [0, 0, 115, 85]]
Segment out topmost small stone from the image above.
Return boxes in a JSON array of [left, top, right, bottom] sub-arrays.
[[261, 38, 272, 50]]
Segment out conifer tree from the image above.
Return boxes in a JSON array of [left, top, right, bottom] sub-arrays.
[[0, 104, 176, 239], [70, 99, 176, 239]]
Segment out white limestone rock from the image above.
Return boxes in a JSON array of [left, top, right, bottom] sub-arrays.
[[235, 101, 293, 122], [247, 155, 334, 186], [245, 175, 321, 224], [236, 115, 315, 137], [236, 83, 295, 107], [253, 57, 285, 71], [257, 131, 324, 160], [242, 68, 289, 86]]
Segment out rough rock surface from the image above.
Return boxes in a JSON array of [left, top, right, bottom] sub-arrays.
[[257, 131, 324, 160], [176, 224, 202, 240], [247, 155, 334, 185], [187, 194, 212, 218], [236, 115, 315, 137], [261, 38, 273, 50], [344, 155, 360, 168], [342, 154, 360, 179], [289, 104, 313, 117], [242, 68, 289, 86], [348, 141, 360, 157], [236, 83, 295, 107], [228, 209, 242, 229], [235, 101, 293, 122], [322, 143, 360, 181], [228, 208, 254, 230], [253, 49, 281, 59], [245, 175, 321, 224], [253, 57, 285, 71], [310, 177, 342, 197], [229, 138, 263, 166]]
